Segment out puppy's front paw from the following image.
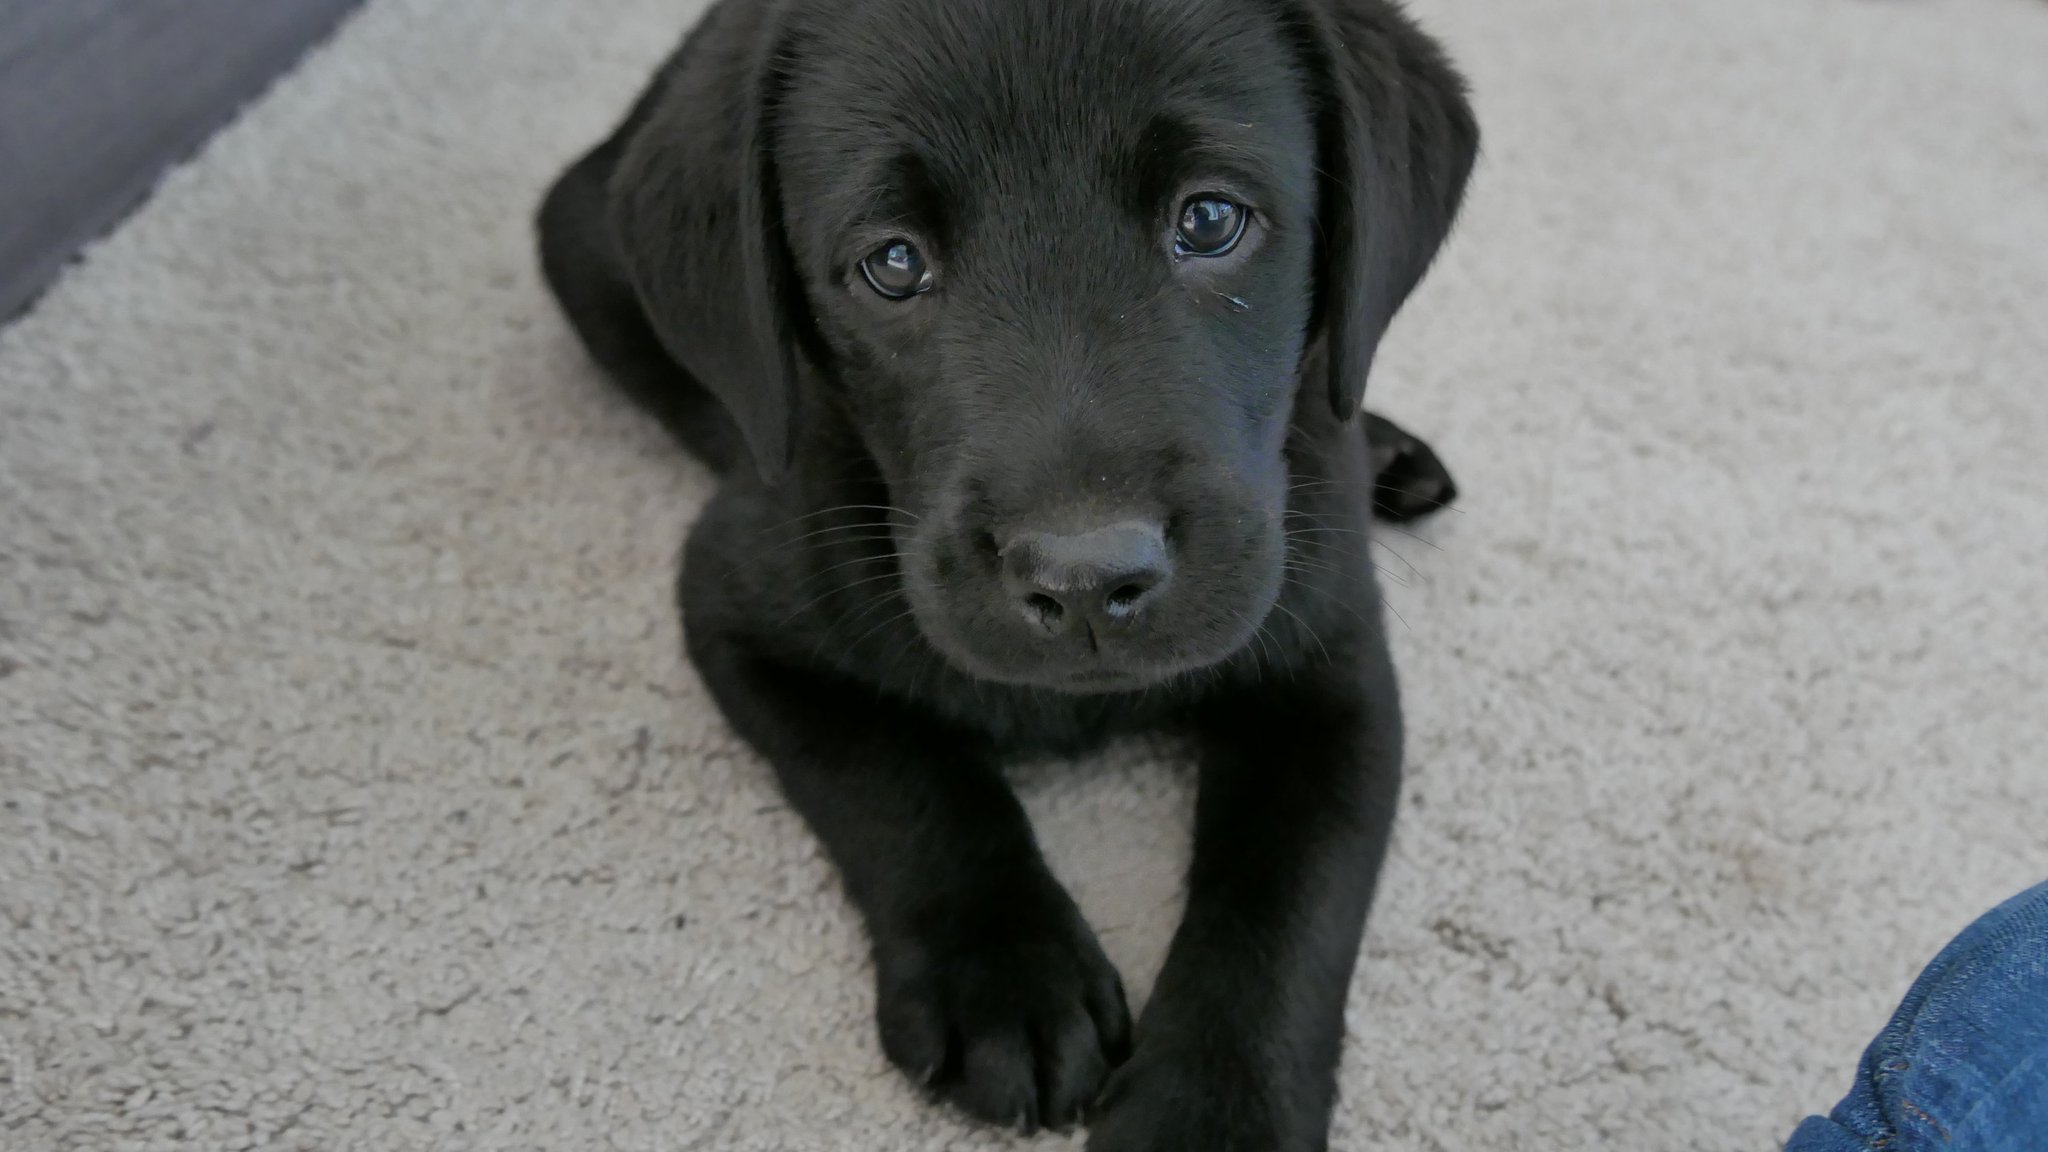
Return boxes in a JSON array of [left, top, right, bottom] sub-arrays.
[[1085, 1042, 1319, 1152], [873, 883, 1130, 1132]]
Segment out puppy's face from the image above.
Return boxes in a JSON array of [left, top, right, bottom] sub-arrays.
[[777, 0, 1318, 691]]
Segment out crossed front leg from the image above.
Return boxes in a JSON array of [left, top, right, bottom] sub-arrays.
[[1088, 661, 1404, 1152], [686, 630, 1132, 1132]]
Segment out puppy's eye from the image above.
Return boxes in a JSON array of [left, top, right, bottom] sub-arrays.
[[1175, 197, 1247, 258], [859, 240, 934, 299]]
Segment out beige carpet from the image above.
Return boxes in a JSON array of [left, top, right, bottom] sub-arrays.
[[5, 1, 2047, 1148]]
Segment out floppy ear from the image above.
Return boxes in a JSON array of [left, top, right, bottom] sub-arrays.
[[608, 2, 805, 482], [1292, 0, 1479, 419]]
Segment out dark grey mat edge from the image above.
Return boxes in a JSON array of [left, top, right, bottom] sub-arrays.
[[0, 0, 367, 323]]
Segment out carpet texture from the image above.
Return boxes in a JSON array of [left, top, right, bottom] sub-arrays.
[[4, 1, 2046, 1149]]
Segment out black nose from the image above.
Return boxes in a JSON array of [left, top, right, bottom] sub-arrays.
[[999, 519, 1172, 635]]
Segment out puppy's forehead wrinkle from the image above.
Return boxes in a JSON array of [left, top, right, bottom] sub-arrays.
[[782, 0, 1309, 205]]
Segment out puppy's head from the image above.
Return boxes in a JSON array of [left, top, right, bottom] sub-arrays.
[[615, 0, 1476, 691]]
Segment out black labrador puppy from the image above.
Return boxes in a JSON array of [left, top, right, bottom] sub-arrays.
[[537, 0, 1474, 1146]]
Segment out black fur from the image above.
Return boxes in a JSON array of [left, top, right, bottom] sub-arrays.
[[537, 0, 1475, 1146]]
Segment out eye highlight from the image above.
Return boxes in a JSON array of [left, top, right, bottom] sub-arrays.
[[1174, 196, 1247, 258], [859, 239, 934, 299]]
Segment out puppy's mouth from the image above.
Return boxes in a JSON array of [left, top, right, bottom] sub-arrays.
[[1033, 660, 1200, 694], [921, 629, 1245, 695]]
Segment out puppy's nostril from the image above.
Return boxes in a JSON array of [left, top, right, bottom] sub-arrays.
[[1024, 592, 1064, 623], [1104, 583, 1148, 617]]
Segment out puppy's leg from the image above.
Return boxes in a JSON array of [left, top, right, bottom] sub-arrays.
[[1088, 663, 1400, 1152], [686, 630, 1131, 1133], [1363, 410, 1458, 522]]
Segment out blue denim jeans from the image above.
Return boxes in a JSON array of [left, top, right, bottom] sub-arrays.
[[1785, 879, 2048, 1152]]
